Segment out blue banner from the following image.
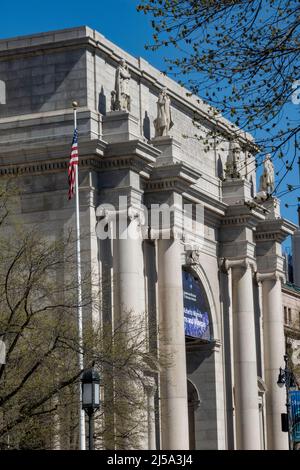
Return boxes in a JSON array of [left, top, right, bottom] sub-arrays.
[[290, 390, 300, 442], [182, 270, 211, 340]]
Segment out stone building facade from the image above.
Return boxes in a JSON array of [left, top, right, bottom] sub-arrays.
[[282, 284, 300, 381], [0, 26, 297, 450]]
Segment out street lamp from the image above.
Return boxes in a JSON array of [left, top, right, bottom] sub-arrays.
[[81, 367, 100, 450], [277, 354, 296, 450]]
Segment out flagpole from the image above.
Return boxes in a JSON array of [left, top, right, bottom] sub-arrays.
[[72, 101, 86, 450]]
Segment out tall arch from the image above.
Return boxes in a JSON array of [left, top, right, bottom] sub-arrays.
[[183, 263, 220, 341], [187, 379, 201, 450], [183, 262, 224, 449]]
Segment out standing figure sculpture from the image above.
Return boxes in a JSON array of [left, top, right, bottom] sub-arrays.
[[154, 87, 174, 137], [259, 153, 275, 194], [224, 141, 241, 179], [111, 59, 131, 112]]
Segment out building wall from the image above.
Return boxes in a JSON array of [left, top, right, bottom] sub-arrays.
[[282, 286, 300, 333]]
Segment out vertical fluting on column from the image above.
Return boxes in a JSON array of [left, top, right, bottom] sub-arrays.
[[260, 274, 287, 450], [231, 261, 261, 449], [157, 237, 189, 450]]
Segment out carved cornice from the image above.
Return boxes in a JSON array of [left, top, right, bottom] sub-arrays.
[[255, 218, 297, 244], [144, 162, 201, 195], [282, 283, 300, 299], [222, 215, 252, 226], [105, 139, 161, 162], [0, 138, 162, 179], [0, 34, 92, 60], [0, 138, 107, 176], [0, 155, 105, 177], [221, 202, 266, 229]]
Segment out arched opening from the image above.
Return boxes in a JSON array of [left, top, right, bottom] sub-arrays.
[[187, 380, 200, 450], [182, 268, 213, 343], [183, 267, 221, 449]]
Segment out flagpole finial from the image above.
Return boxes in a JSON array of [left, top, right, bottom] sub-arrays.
[[72, 101, 78, 109]]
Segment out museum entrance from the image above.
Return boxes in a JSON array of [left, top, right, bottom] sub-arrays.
[[182, 269, 212, 343], [183, 267, 222, 449]]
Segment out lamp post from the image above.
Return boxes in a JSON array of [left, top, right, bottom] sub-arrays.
[[81, 367, 100, 450], [277, 354, 296, 450]]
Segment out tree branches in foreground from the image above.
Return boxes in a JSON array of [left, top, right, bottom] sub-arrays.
[[138, 0, 300, 192], [0, 182, 159, 449]]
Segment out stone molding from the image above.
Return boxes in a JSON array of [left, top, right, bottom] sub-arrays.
[[144, 162, 201, 195], [0, 138, 161, 179], [0, 155, 105, 177], [255, 218, 297, 244], [222, 203, 266, 229]]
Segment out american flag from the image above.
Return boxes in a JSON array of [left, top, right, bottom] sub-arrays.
[[68, 128, 78, 200]]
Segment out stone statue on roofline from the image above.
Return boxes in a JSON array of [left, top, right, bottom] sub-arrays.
[[224, 141, 241, 179], [259, 153, 275, 194], [111, 59, 131, 112], [154, 87, 174, 137]]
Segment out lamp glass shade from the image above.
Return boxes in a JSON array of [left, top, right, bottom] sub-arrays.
[[83, 383, 92, 406]]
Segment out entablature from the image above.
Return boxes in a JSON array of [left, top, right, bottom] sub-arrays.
[[255, 218, 297, 244], [144, 162, 201, 195]]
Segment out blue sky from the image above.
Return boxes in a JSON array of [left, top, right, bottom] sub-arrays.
[[0, 0, 163, 66], [0, 0, 299, 243]]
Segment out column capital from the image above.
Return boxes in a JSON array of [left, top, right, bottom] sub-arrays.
[[149, 226, 183, 241], [219, 257, 256, 274], [95, 204, 148, 240], [255, 271, 285, 284], [96, 204, 145, 224]]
